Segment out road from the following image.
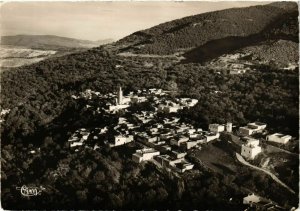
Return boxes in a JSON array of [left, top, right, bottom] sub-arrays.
[[236, 153, 295, 194], [118, 52, 178, 58]]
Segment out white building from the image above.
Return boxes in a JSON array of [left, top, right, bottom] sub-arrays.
[[164, 106, 180, 113], [205, 132, 220, 143], [0, 109, 10, 116], [226, 122, 233, 133], [70, 140, 84, 148], [110, 135, 134, 147], [171, 150, 187, 159], [179, 98, 198, 107], [186, 128, 196, 134], [229, 69, 247, 74], [170, 136, 189, 146], [132, 148, 160, 163], [122, 97, 131, 105], [68, 136, 84, 148], [243, 193, 261, 205], [108, 104, 130, 112], [209, 124, 225, 133], [117, 87, 123, 105], [266, 133, 292, 144], [239, 122, 267, 136], [239, 126, 255, 136], [131, 96, 147, 104], [156, 155, 184, 167], [184, 140, 199, 150], [248, 122, 267, 130], [68, 129, 90, 148], [145, 136, 159, 143], [161, 145, 172, 151], [174, 160, 194, 173], [153, 140, 166, 146], [241, 138, 262, 160]]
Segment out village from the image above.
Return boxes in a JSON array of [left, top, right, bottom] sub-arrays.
[[68, 87, 296, 210]]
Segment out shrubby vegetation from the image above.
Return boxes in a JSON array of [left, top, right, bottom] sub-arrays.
[[240, 39, 298, 67], [174, 63, 298, 136], [117, 2, 297, 55]]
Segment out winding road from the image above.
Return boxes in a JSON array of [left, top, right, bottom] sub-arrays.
[[235, 153, 295, 194]]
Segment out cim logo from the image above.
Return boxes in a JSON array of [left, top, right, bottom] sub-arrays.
[[16, 185, 45, 197]]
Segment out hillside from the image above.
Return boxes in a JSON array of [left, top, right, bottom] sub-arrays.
[[1, 35, 113, 50], [239, 40, 299, 68], [0, 35, 114, 68], [117, 2, 298, 55], [0, 46, 57, 68], [1, 1, 298, 137]]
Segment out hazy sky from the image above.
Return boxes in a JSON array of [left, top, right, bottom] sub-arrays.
[[1, 1, 271, 41]]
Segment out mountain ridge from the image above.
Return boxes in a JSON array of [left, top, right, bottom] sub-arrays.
[[1, 34, 114, 50], [117, 2, 298, 55]]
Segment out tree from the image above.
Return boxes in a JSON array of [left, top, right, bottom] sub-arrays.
[[93, 171, 105, 183]]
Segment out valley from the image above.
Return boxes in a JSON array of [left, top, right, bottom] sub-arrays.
[[0, 46, 57, 68], [0, 35, 114, 68]]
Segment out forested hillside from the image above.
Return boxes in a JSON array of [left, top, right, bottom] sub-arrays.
[[1, 1, 298, 146], [239, 40, 298, 67], [117, 2, 297, 55]]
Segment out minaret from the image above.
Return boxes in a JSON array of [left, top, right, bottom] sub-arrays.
[[117, 87, 123, 105], [226, 122, 232, 133]]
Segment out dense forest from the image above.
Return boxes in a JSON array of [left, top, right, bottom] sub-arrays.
[[1, 1, 299, 209], [117, 2, 298, 55], [1, 99, 298, 209]]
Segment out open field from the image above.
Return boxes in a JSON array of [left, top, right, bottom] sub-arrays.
[[188, 140, 242, 175], [0, 46, 57, 68]]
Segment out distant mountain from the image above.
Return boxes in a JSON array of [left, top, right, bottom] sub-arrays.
[[117, 2, 298, 56], [1, 35, 114, 50], [0, 35, 114, 68]]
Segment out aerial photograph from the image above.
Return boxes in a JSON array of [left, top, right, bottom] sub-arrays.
[[0, 1, 299, 210]]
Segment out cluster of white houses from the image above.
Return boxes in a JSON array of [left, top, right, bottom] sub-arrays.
[[68, 87, 294, 171], [237, 122, 293, 160], [76, 87, 199, 114], [68, 87, 224, 173]]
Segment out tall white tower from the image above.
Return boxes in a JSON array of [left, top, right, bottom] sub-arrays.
[[226, 122, 233, 133], [117, 87, 123, 105]]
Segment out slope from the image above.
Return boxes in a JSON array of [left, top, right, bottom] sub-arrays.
[[1, 35, 113, 50], [117, 2, 298, 55]]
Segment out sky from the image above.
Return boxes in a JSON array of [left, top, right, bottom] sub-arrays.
[[1, 1, 271, 41]]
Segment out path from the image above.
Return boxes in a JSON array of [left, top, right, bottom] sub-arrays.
[[118, 52, 177, 58], [236, 153, 295, 194]]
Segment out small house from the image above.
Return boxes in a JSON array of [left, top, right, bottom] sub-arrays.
[[266, 133, 292, 144]]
